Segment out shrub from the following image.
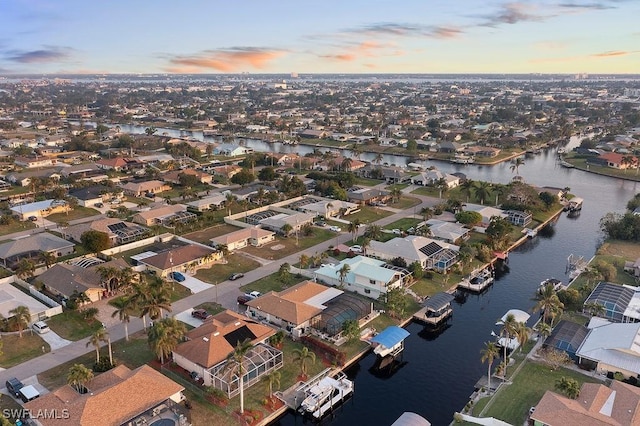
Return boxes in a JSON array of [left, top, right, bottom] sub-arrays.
[[614, 372, 624, 381], [93, 358, 115, 372]]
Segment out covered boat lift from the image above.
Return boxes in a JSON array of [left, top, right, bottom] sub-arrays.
[[370, 326, 410, 358], [413, 292, 455, 325]]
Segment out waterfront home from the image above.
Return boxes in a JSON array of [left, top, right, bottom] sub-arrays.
[[506, 210, 532, 227], [592, 152, 638, 170], [424, 219, 470, 244], [210, 227, 275, 251], [173, 310, 281, 394], [314, 256, 408, 300], [464, 146, 501, 158], [582, 282, 640, 323], [532, 380, 640, 426], [10, 199, 70, 221], [119, 180, 171, 197], [214, 143, 253, 157], [346, 187, 391, 206], [542, 320, 589, 361], [0, 232, 75, 268], [62, 218, 148, 246], [138, 243, 219, 277], [410, 170, 460, 188], [367, 236, 459, 273], [24, 365, 187, 426], [462, 204, 508, 227]]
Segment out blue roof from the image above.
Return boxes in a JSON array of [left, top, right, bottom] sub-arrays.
[[371, 326, 410, 348]]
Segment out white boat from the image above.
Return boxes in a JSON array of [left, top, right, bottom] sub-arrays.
[[539, 278, 563, 292], [300, 373, 354, 419], [525, 228, 537, 238]]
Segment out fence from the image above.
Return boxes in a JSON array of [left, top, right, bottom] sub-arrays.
[[100, 235, 158, 256], [6, 276, 63, 320]]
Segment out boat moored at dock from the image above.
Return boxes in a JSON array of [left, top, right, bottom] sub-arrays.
[[299, 372, 354, 419], [413, 292, 454, 325], [457, 267, 495, 293]]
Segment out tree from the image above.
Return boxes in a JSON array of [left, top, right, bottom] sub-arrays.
[[80, 230, 110, 254], [281, 223, 293, 237], [383, 287, 408, 319], [15, 258, 36, 280], [515, 322, 531, 352], [338, 264, 351, 289], [137, 278, 172, 321], [224, 338, 254, 414], [86, 327, 109, 364], [555, 376, 580, 399], [264, 370, 281, 402], [373, 153, 384, 165], [365, 224, 383, 240], [584, 301, 606, 317], [278, 262, 292, 285], [292, 346, 316, 379], [473, 181, 492, 205], [420, 207, 433, 222], [9, 305, 30, 338], [347, 220, 361, 241], [480, 341, 500, 391], [534, 283, 564, 325], [230, 169, 255, 186], [258, 166, 278, 182], [341, 157, 353, 172], [145, 126, 157, 136], [148, 317, 186, 364], [455, 211, 483, 226], [409, 261, 424, 280], [497, 313, 519, 377], [510, 157, 525, 176], [460, 179, 475, 202], [342, 319, 360, 342], [299, 254, 310, 270], [111, 297, 135, 341], [390, 187, 402, 203], [40, 251, 56, 269], [67, 364, 94, 394], [486, 216, 513, 250], [539, 192, 556, 209], [96, 265, 121, 293]]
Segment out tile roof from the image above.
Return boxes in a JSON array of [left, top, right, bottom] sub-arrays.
[[133, 204, 186, 221], [246, 281, 328, 325], [25, 365, 184, 426], [174, 310, 275, 368]]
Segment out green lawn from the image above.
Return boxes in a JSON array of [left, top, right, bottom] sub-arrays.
[[195, 253, 260, 283], [410, 277, 450, 297], [386, 183, 409, 190], [482, 361, 602, 425], [0, 220, 36, 237], [0, 393, 24, 423], [346, 206, 393, 223], [240, 228, 335, 260], [47, 206, 101, 222], [193, 301, 226, 316], [564, 157, 640, 182], [47, 309, 105, 341], [411, 186, 443, 197], [183, 224, 242, 244], [353, 176, 382, 187], [383, 217, 421, 231], [388, 195, 422, 210], [0, 333, 50, 368], [240, 272, 306, 295]]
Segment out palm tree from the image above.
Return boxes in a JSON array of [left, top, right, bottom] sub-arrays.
[[341, 157, 353, 172], [420, 207, 433, 222], [225, 193, 237, 217], [299, 254, 310, 270], [361, 237, 371, 256], [515, 322, 531, 352], [365, 224, 383, 240], [533, 283, 564, 325], [498, 313, 519, 377], [338, 264, 351, 289], [67, 364, 94, 394], [9, 305, 30, 338], [473, 181, 492, 205], [584, 301, 606, 317], [281, 223, 293, 237], [555, 376, 580, 399], [510, 157, 525, 176], [537, 322, 552, 341], [373, 153, 384, 166], [224, 338, 254, 414], [111, 297, 135, 341], [480, 341, 500, 391], [148, 317, 186, 364], [40, 251, 56, 269], [460, 179, 475, 202], [96, 265, 120, 293], [86, 327, 109, 364], [264, 370, 281, 401], [292, 346, 316, 380], [145, 126, 157, 136], [136, 278, 172, 321], [347, 220, 360, 241], [390, 187, 402, 203], [15, 258, 35, 280]]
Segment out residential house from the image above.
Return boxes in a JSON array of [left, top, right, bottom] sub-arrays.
[[58, 163, 105, 180], [211, 227, 275, 251], [62, 218, 148, 246], [96, 157, 129, 171], [0, 232, 75, 268], [593, 152, 639, 169], [210, 165, 242, 180], [424, 219, 470, 244], [119, 180, 171, 197], [294, 199, 359, 218], [542, 320, 589, 361], [214, 143, 253, 157], [250, 211, 315, 235], [624, 258, 640, 278], [531, 380, 640, 426], [10, 199, 69, 220], [410, 170, 460, 188], [163, 168, 213, 185], [132, 204, 195, 227], [68, 185, 123, 208], [186, 193, 227, 212], [173, 310, 281, 393], [368, 236, 459, 273], [506, 210, 533, 227], [37, 263, 106, 302], [231, 184, 277, 202], [583, 282, 640, 323], [438, 141, 463, 153], [297, 129, 330, 139], [5, 169, 61, 187], [464, 146, 501, 157], [314, 256, 408, 300], [462, 204, 508, 227], [24, 364, 186, 426], [14, 155, 58, 168], [346, 187, 391, 206], [139, 243, 219, 277]]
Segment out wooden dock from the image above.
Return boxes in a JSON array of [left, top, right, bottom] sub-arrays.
[[275, 368, 332, 410]]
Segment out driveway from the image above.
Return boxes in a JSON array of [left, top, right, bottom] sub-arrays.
[[38, 330, 72, 350], [181, 275, 213, 294], [174, 309, 205, 328]]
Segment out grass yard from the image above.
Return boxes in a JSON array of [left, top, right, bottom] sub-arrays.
[[0, 333, 50, 368], [353, 176, 382, 187], [240, 228, 335, 260], [240, 272, 306, 295], [193, 301, 225, 316], [195, 253, 260, 283], [386, 183, 409, 190], [482, 361, 602, 425], [346, 205, 393, 223], [47, 309, 105, 341], [0, 393, 24, 423], [410, 277, 450, 297], [47, 206, 101, 222], [598, 240, 640, 261], [383, 217, 421, 231], [0, 220, 37, 237], [411, 186, 443, 197], [37, 331, 156, 391], [388, 195, 422, 210], [182, 223, 242, 244]]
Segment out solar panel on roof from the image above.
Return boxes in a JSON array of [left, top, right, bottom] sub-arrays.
[[224, 326, 257, 347], [107, 222, 127, 232], [419, 242, 442, 257]]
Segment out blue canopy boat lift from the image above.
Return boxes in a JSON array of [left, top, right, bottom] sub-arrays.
[[370, 326, 410, 358], [413, 292, 455, 326]]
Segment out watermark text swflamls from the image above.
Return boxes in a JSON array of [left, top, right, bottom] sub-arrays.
[[3, 409, 70, 420]]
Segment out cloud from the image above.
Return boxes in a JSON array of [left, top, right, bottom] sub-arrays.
[[5, 46, 73, 63], [557, 2, 615, 11], [590, 50, 632, 57], [317, 41, 405, 62], [319, 53, 357, 62], [165, 47, 284, 72], [345, 23, 463, 39], [534, 41, 569, 50], [480, 2, 546, 26]]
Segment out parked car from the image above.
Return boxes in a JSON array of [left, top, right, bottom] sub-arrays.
[[247, 291, 262, 299], [350, 245, 363, 253], [94, 202, 104, 208], [28, 216, 38, 221], [329, 226, 341, 232], [169, 271, 186, 282], [32, 321, 50, 334], [18, 385, 40, 403], [229, 272, 245, 281], [5, 378, 24, 398], [191, 309, 211, 320], [392, 228, 402, 235], [237, 291, 261, 305]]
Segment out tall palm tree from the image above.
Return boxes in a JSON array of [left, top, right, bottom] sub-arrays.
[[347, 220, 360, 241], [148, 317, 186, 364], [9, 305, 30, 338], [420, 207, 433, 222], [96, 266, 120, 293], [299, 254, 310, 270], [373, 153, 384, 166], [15, 259, 35, 280], [361, 237, 371, 256], [498, 313, 519, 377], [338, 264, 351, 289], [533, 283, 564, 325], [390, 187, 402, 203], [537, 322, 552, 341], [137, 278, 172, 321], [460, 179, 475, 202], [473, 181, 492, 205], [111, 297, 135, 341], [224, 338, 254, 414], [40, 251, 56, 269], [292, 346, 316, 379], [86, 327, 109, 364], [225, 193, 237, 217], [67, 364, 94, 394], [365, 224, 383, 240], [480, 341, 500, 391], [510, 157, 525, 176], [265, 370, 281, 401], [515, 322, 531, 353], [341, 157, 353, 172]]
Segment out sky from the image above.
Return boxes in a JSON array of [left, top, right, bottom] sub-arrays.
[[1, 0, 639, 75]]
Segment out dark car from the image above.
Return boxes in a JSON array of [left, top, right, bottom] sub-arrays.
[[191, 309, 211, 320], [28, 216, 38, 221], [6, 378, 24, 398], [169, 271, 186, 282], [229, 273, 245, 281], [237, 294, 253, 305]]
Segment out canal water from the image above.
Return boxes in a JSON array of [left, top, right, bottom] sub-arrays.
[[105, 123, 638, 425]]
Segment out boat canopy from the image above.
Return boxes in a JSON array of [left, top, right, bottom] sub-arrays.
[[371, 326, 410, 349], [423, 292, 455, 312], [391, 412, 431, 426], [497, 309, 530, 325]]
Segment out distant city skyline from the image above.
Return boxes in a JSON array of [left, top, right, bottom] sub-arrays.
[[1, 0, 639, 75]]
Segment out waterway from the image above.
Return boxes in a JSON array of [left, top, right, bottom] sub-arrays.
[[98, 123, 638, 425]]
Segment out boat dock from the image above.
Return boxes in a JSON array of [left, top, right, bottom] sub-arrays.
[[413, 292, 454, 325], [276, 368, 332, 410], [457, 267, 495, 293]]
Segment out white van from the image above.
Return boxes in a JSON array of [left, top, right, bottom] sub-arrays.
[[19, 385, 40, 403], [32, 321, 50, 334]]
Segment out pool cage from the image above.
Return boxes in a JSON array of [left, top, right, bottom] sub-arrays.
[[313, 294, 372, 336], [207, 343, 283, 398]]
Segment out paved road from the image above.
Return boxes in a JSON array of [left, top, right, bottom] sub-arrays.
[[0, 192, 443, 385]]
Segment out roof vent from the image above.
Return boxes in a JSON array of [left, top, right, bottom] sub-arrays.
[[213, 332, 219, 337], [234, 321, 241, 326], [203, 337, 209, 342]]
